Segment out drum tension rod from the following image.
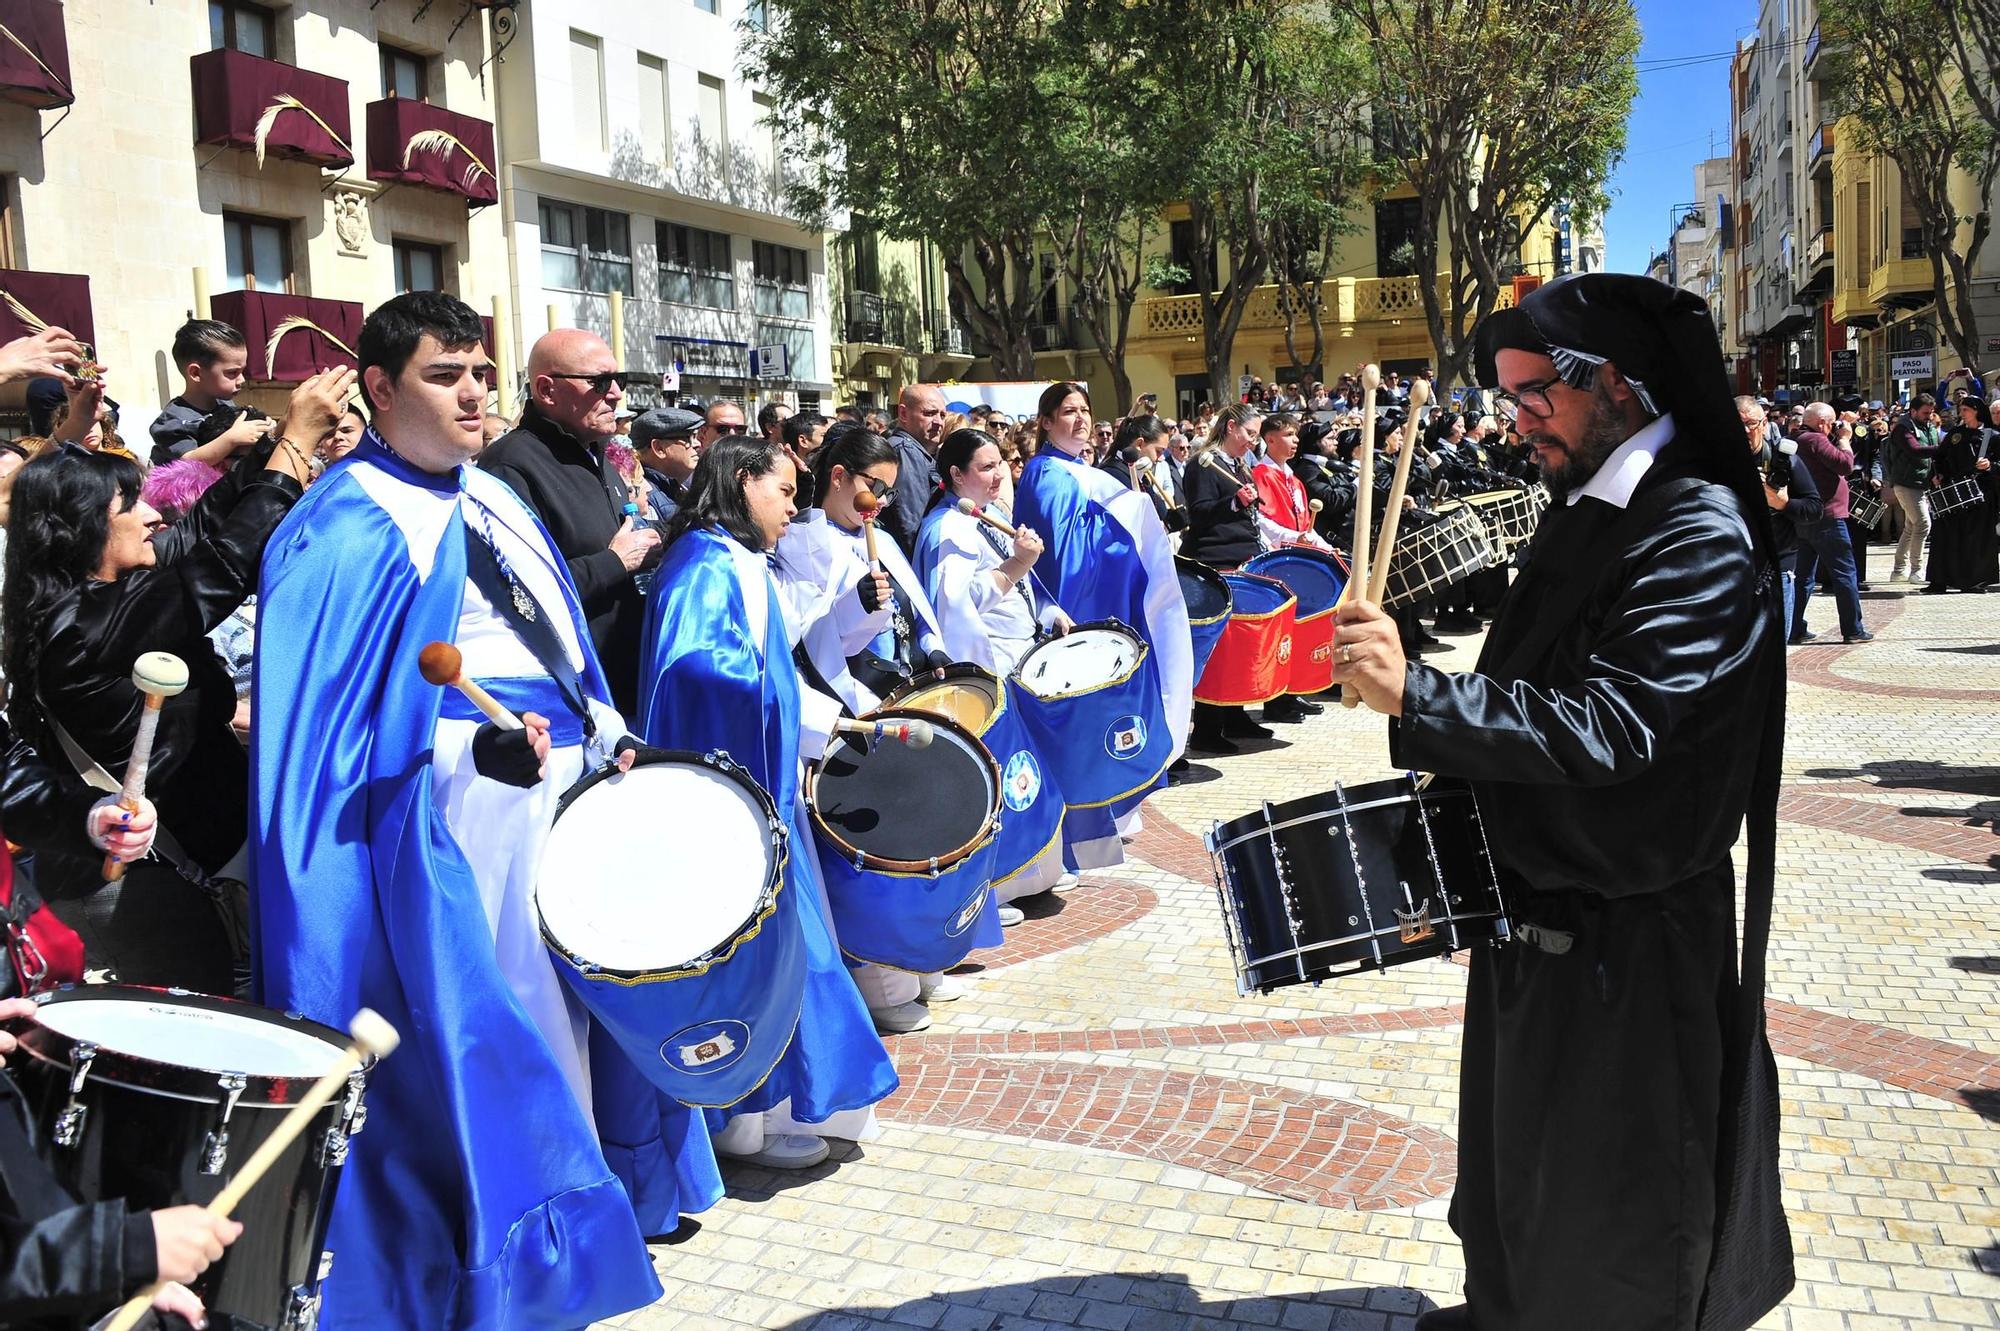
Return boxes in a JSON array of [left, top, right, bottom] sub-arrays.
[[202, 1074, 248, 1175], [53, 1042, 98, 1148]]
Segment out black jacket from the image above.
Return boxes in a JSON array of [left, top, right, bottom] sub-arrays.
[[1, 716, 98, 860], [480, 409, 649, 713], [1099, 457, 1186, 531], [1181, 452, 1261, 568], [880, 428, 938, 555], [19, 451, 300, 895]]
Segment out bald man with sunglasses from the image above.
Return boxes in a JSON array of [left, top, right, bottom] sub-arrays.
[[481, 330, 661, 712]]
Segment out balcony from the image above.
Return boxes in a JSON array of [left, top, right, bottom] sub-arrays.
[[365, 97, 498, 205], [209, 290, 363, 383], [924, 310, 971, 359], [1135, 272, 1514, 342], [1867, 255, 1933, 309], [1808, 123, 1833, 176], [191, 48, 353, 168], [0, 0, 73, 109], [1029, 320, 1071, 352], [0, 269, 93, 344], [1803, 25, 1825, 79], [842, 291, 915, 349], [1805, 227, 1833, 271]]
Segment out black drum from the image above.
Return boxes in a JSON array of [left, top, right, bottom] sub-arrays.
[[6, 985, 369, 1331], [1206, 776, 1510, 993]]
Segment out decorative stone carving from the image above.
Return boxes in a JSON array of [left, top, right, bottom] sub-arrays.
[[332, 188, 368, 258]]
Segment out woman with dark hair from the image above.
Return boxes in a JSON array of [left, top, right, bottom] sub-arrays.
[[1, 370, 344, 993], [773, 421, 950, 717], [1011, 382, 1191, 865], [640, 435, 897, 1172]]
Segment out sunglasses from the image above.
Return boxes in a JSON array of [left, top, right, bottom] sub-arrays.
[[548, 371, 632, 395], [862, 477, 896, 504]]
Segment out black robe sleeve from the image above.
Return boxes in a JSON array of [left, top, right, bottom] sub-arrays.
[[0, 715, 99, 860]]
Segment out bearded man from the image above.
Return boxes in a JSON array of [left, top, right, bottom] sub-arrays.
[[1329, 274, 1792, 1331]]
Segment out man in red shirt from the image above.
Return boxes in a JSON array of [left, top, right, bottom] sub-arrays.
[[1789, 401, 1874, 643]]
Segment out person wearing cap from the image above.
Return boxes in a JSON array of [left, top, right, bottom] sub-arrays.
[[1329, 274, 1791, 1331], [631, 405, 704, 524]]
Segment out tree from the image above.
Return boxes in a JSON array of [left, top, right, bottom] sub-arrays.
[[1337, 0, 1639, 389], [746, 0, 1086, 378], [1823, 0, 2000, 372]]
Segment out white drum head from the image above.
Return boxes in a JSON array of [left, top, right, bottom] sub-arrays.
[[1016, 628, 1139, 698], [37, 996, 344, 1078], [538, 760, 776, 973]]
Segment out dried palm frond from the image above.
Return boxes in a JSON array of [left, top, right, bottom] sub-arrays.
[[402, 128, 495, 192], [252, 94, 354, 169], [2, 289, 47, 335], [265, 316, 356, 375]]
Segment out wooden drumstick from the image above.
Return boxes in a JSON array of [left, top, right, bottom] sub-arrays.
[[104, 652, 189, 882], [853, 488, 884, 570], [1200, 450, 1265, 511], [1337, 366, 1382, 708], [1368, 375, 1431, 604], [954, 496, 1019, 538], [418, 642, 524, 731], [101, 1010, 401, 1331]]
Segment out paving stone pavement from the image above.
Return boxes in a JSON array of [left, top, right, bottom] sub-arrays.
[[599, 548, 2000, 1331]]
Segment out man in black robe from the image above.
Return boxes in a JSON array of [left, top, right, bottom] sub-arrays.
[[1329, 274, 1792, 1331]]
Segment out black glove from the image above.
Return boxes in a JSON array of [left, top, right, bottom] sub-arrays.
[[923, 648, 954, 673], [1162, 507, 1189, 533], [614, 734, 643, 764], [856, 571, 888, 613], [472, 720, 543, 788]]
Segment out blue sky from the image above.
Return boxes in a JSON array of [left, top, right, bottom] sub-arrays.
[[1601, 0, 1753, 274]]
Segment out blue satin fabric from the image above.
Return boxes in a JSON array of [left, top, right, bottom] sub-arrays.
[[1177, 558, 1234, 678], [640, 528, 898, 1123], [1009, 628, 1171, 809], [250, 438, 681, 1328], [437, 674, 585, 746], [971, 682, 1066, 886]]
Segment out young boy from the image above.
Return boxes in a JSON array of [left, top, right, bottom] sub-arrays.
[[149, 319, 267, 468]]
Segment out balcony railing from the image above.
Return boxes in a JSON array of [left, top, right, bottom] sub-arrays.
[[1029, 320, 1072, 352], [209, 290, 363, 382], [0, 269, 93, 345], [1902, 228, 1927, 260], [0, 0, 73, 109], [1808, 123, 1831, 167], [365, 97, 498, 205], [1806, 227, 1833, 269], [925, 310, 971, 357], [1803, 24, 1824, 76], [843, 290, 915, 348], [1138, 272, 1515, 339], [191, 48, 353, 168]]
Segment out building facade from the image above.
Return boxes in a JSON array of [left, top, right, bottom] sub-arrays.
[[0, 0, 508, 425], [491, 0, 833, 415]]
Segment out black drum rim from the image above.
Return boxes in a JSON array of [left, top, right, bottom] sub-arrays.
[[806, 708, 1003, 874]]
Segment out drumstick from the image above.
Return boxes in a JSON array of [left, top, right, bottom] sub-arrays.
[[1368, 375, 1432, 604], [104, 652, 189, 882], [417, 642, 524, 732], [1135, 457, 1179, 508], [853, 489, 884, 570], [834, 716, 935, 749], [955, 496, 1019, 538], [1200, 450, 1265, 510], [1337, 366, 1382, 709], [101, 1010, 401, 1331]]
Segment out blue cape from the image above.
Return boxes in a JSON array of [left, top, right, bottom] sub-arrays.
[[251, 437, 683, 1328], [640, 527, 898, 1122]]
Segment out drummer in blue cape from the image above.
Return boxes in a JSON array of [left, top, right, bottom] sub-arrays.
[[640, 435, 900, 1167], [1009, 382, 1192, 859], [770, 424, 985, 1034], [249, 293, 709, 1331]]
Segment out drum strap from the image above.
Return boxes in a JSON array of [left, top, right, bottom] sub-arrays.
[[464, 524, 595, 738], [972, 521, 1039, 618]]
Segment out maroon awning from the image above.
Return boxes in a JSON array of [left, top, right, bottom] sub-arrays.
[[210, 291, 362, 383], [0, 0, 73, 109], [366, 98, 499, 206], [0, 269, 93, 346], [191, 48, 353, 169]]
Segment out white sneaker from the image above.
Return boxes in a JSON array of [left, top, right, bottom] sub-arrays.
[[997, 905, 1026, 927], [919, 974, 967, 1002], [870, 999, 933, 1034], [1050, 873, 1082, 894], [718, 1133, 830, 1170]]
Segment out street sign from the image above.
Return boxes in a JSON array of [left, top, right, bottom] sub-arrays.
[[752, 344, 790, 379], [1830, 349, 1858, 386], [1889, 351, 1934, 380]]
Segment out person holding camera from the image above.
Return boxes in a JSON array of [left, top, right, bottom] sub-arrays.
[[1738, 395, 1820, 636], [1, 358, 350, 996]]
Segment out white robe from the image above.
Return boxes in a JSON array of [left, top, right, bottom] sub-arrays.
[[773, 509, 946, 715], [921, 507, 1065, 678]]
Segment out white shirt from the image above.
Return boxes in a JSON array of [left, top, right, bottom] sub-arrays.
[[1567, 412, 1676, 510]]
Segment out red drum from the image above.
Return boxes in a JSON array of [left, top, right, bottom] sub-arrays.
[[1241, 548, 1350, 695], [1193, 572, 1297, 706]]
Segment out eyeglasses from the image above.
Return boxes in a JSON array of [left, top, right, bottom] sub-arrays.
[[1490, 374, 1567, 421], [547, 371, 631, 396], [863, 477, 895, 504]]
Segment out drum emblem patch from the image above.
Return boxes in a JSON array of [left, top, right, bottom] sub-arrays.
[[1277, 635, 1294, 665], [1003, 751, 1042, 812], [1311, 642, 1332, 664], [660, 1019, 752, 1076], [1105, 715, 1149, 760], [945, 884, 991, 937]]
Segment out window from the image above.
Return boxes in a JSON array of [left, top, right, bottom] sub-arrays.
[[222, 212, 292, 293], [637, 55, 669, 165], [659, 223, 735, 309], [696, 74, 726, 162], [1167, 218, 1216, 294], [756, 322, 815, 380], [851, 219, 880, 293], [209, 0, 275, 57], [569, 30, 606, 153], [539, 200, 631, 295], [753, 241, 810, 319], [694, 0, 719, 13], [1373, 198, 1423, 277], [381, 46, 427, 100], [394, 240, 446, 295], [747, 0, 768, 30], [752, 93, 779, 196]]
